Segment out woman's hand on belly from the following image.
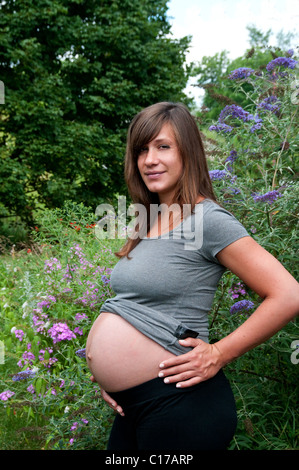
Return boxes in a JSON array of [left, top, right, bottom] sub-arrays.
[[158, 337, 224, 387], [90, 375, 125, 416]]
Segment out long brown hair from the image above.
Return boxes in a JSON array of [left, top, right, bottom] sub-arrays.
[[116, 102, 217, 258]]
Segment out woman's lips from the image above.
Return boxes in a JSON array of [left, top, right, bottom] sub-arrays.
[[145, 171, 166, 179]]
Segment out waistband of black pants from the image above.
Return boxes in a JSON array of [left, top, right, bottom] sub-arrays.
[[106, 369, 225, 407]]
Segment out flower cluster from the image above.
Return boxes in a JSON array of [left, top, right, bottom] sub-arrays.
[[0, 390, 15, 401], [47, 322, 76, 344], [209, 169, 228, 181], [228, 282, 247, 299], [13, 328, 25, 341], [219, 104, 254, 123], [252, 190, 282, 204], [210, 104, 263, 134], [266, 57, 298, 72], [12, 370, 37, 382], [225, 150, 238, 171], [228, 67, 255, 80], [44, 258, 62, 273], [75, 348, 86, 358], [230, 300, 255, 315], [69, 419, 89, 445], [257, 96, 281, 115], [209, 122, 233, 133]]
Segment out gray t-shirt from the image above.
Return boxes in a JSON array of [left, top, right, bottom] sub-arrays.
[[100, 199, 249, 355]]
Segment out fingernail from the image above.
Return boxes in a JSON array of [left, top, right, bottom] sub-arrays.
[[164, 378, 169, 383], [176, 383, 181, 388], [158, 372, 164, 377], [159, 363, 164, 368]]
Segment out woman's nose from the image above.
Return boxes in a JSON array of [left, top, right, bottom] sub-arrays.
[[144, 147, 158, 165]]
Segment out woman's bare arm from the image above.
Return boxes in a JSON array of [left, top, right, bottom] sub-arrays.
[[158, 237, 299, 387]]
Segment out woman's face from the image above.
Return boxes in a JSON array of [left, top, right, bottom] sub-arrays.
[[137, 123, 183, 205]]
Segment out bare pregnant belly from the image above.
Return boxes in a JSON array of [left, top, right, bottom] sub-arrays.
[[85, 312, 176, 392]]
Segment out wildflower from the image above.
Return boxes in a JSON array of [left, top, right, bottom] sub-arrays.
[[228, 282, 247, 300], [219, 104, 254, 123], [250, 120, 263, 133], [17, 350, 35, 368], [12, 370, 36, 381], [75, 348, 86, 358], [286, 49, 294, 57], [27, 384, 35, 394], [228, 67, 255, 80], [47, 322, 76, 344], [71, 422, 79, 432], [225, 150, 238, 171], [230, 300, 255, 315], [209, 169, 228, 181], [266, 57, 297, 72], [101, 275, 110, 285], [257, 95, 281, 115], [252, 190, 282, 204], [0, 390, 15, 401], [209, 123, 233, 133], [14, 329, 25, 341], [74, 313, 88, 322], [74, 327, 83, 336]]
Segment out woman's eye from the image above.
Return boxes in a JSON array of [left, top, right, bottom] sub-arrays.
[[159, 145, 170, 149]]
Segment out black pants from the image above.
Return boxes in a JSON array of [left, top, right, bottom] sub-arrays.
[[107, 369, 237, 451]]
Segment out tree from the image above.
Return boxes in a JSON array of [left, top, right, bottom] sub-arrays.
[[0, 0, 192, 227]]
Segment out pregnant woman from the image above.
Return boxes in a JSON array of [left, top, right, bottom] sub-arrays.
[[86, 102, 299, 450]]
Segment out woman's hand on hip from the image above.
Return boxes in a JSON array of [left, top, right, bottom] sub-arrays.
[[158, 338, 224, 388], [90, 375, 125, 416]]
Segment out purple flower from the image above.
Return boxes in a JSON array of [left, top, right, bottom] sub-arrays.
[[12, 370, 36, 381], [228, 67, 255, 80], [209, 123, 233, 133], [71, 422, 79, 432], [225, 150, 238, 171], [230, 300, 255, 315], [101, 275, 110, 285], [209, 169, 228, 181], [17, 350, 36, 368], [27, 384, 35, 394], [75, 348, 86, 358], [47, 322, 76, 344], [219, 104, 254, 123], [0, 390, 15, 401], [257, 96, 281, 115], [266, 57, 297, 72], [286, 49, 294, 57], [14, 329, 25, 341], [74, 313, 88, 322], [229, 282, 247, 300], [252, 190, 282, 204]]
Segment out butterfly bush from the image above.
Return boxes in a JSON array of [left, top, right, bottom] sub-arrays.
[[252, 190, 282, 204], [266, 57, 297, 72], [230, 300, 255, 315], [228, 67, 255, 80]]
